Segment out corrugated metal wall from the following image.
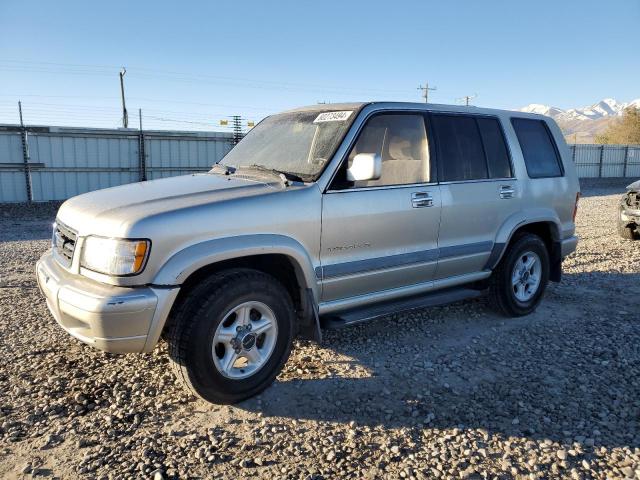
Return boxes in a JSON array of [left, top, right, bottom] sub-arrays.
[[1, 125, 639, 203], [145, 132, 232, 180], [0, 131, 28, 202], [570, 144, 640, 178], [29, 132, 141, 201], [0, 125, 233, 202]]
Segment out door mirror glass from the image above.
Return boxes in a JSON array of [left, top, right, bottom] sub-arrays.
[[347, 153, 382, 181]]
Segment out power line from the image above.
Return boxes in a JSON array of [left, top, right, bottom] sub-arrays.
[[0, 94, 278, 113], [0, 59, 412, 97]]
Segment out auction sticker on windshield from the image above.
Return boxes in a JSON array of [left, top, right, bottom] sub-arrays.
[[313, 111, 353, 123]]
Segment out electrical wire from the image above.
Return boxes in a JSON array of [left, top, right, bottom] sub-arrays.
[[0, 59, 414, 97]]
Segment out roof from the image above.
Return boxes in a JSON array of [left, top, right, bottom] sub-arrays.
[[282, 101, 549, 120], [281, 102, 367, 114]]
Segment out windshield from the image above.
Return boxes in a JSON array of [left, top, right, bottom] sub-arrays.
[[217, 109, 357, 181]]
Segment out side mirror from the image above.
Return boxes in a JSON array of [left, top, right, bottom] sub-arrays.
[[347, 153, 382, 182]]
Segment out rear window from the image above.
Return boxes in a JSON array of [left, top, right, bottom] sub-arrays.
[[476, 118, 512, 178], [431, 114, 487, 181], [511, 118, 563, 178]]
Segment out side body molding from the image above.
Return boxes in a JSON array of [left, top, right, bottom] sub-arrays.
[[485, 208, 562, 270], [152, 234, 320, 298]]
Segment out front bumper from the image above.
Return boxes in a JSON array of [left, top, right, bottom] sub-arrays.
[[560, 235, 578, 258], [36, 250, 179, 353], [620, 207, 640, 225]]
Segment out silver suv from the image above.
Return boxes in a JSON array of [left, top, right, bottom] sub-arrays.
[[36, 102, 580, 404]]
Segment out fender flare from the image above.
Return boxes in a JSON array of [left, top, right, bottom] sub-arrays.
[[152, 234, 320, 300], [485, 209, 562, 270]]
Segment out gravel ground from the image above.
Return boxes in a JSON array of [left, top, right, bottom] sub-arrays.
[[1, 180, 639, 479]]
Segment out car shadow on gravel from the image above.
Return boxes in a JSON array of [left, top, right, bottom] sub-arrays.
[[238, 272, 640, 452], [0, 221, 54, 242], [0, 202, 61, 242]]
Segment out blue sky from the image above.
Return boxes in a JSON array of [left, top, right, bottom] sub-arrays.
[[0, 0, 638, 131]]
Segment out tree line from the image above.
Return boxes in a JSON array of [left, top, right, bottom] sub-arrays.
[[595, 107, 640, 144]]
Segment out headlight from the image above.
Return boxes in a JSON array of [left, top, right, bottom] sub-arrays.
[[81, 236, 150, 276]]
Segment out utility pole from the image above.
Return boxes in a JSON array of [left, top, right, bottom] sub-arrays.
[[458, 94, 477, 106], [417, 82, 437, 103], [18, 100, 24, 126], [119, 67, 128, 128]]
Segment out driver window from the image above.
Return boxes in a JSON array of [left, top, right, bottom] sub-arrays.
[[336, 114, 430, 189]]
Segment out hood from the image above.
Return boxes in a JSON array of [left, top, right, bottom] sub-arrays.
[[57, 173, 283, 236], [627, 179, 640, 192]]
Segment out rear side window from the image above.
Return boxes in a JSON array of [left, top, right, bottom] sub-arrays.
[[476, 118, 512, 178], [431, 114, 487, 181], [511, 118, 562, 178]]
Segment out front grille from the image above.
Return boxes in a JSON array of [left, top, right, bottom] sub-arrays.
[[53, 220, 78, 267], [627, 192, 640, 210]]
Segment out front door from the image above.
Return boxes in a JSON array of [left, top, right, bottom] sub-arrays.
[[319, 112, 441, 302]]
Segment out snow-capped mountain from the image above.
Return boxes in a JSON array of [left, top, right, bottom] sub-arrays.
[[518, 104, 565, 117], [519, 98, 640, 122], [518, 98, 639, 142]]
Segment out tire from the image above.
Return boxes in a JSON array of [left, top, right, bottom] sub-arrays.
[[618, 222, 637, 240], [617, 208, 638, 240], [489, 233, 550, 317], [167, 269, 295, 404]]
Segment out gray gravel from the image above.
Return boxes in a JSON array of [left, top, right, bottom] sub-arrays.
[[1, 181, 639, 479]]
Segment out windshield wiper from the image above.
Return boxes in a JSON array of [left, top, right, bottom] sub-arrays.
[[242, 164, 306, 186], [211, 163, 236, 175]]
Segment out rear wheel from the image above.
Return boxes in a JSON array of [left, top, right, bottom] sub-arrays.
[[489, 233, 550, 317], [167, 269, 295, 404]]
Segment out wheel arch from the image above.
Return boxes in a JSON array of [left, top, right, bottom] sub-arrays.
[[154, 235, 317, 289], [153, 235, 321, 341], [487, 213, 562, 281]]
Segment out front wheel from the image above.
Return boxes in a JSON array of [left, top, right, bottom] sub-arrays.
[[167, 269, 294, 404], [489, 233, 550, 317]]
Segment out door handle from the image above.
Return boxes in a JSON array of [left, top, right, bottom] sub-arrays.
[[499, 185, 515, 199], [411, 191, 433, 208]]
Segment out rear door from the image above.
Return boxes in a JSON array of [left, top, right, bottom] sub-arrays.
[[431, 114, 520, 279], [319, 112, 441, 302]]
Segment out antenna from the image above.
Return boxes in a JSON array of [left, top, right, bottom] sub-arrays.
[[417, 82, 437, 103]]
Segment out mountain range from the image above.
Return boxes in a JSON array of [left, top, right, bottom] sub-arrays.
[[518, 98, 640, 143]]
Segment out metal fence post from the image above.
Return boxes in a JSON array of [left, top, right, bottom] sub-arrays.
[[138, 109, 146, 181], [18, 101, 33, 202], [622, 145, 629, 178], [138, 132, 146, 181], [598, 144, 604, 178]]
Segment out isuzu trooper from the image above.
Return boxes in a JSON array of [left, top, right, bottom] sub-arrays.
[[37, 102, 580, 404]]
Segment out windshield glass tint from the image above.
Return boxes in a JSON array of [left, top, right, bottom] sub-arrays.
[[217, 110, 355, 180]]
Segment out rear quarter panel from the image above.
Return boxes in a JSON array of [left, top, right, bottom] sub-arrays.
[[497, 112, 580, 243]]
